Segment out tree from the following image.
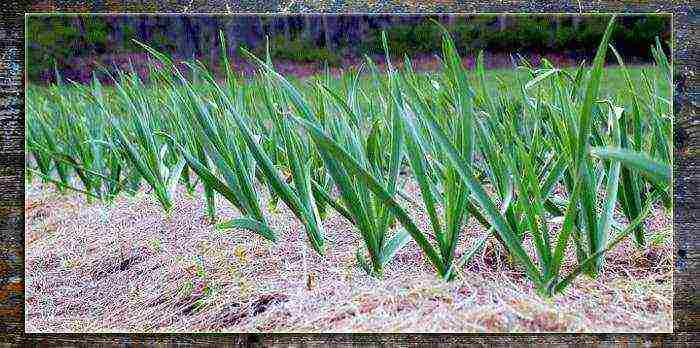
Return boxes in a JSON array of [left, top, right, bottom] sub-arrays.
[[322, 16, 333, 50], [224, 17, 239, 60], [177, 17, 198, 60], [498, 15, 507, 31], [207, 17, 221, 69], [281, 17, 290, 41]]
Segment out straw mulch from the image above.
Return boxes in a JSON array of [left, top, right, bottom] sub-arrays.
[[25, 179, 672, 333]]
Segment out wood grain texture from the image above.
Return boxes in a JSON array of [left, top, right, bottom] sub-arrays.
[[2, 0, 698, 345]]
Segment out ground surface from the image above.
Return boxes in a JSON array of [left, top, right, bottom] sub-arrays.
[[24, 179, 673, 333]]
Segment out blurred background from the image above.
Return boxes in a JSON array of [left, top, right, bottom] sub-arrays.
[[26, 14, 671, 85]]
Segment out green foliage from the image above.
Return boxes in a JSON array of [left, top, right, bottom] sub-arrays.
[[83, 18, 110, 51], [27, 16, 112, 82], [27, 16, 78, 82], [552, 26, 577, 51], [26, 19, 672, 296], [360, 20, 443, 56], [361, 15, 669, 57], [262, 35, 342, 66], [485, 17, 552, 52]]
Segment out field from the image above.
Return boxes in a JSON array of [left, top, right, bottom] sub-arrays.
[[25, 19, 673, 332]]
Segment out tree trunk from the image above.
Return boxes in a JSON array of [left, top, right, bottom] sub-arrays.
[[552, 16, 561, 48], [224, 18, 239, 59], [137, 16, 148, 42], [322, 16, 333, 50], [573, 17, 581, 30], [75, 17, 87, 56], [109, 16, 125, 53], [178, 17, 197, 60], [242, 16, 263, 49], [302, 15, 313, 42], [257, 17, 265, 41], [265, 17, 276, 40], [282, 17, 290, 40], [498, 15, 507, 31], [208, 18, 221, 70], [357, 16, 368, 43]]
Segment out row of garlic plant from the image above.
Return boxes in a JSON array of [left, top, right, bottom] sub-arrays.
[[26, 16, 672, 296]]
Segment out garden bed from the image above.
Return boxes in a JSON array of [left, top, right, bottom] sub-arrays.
[[25, 180, 673, 333]]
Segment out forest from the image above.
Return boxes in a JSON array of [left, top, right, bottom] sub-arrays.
[[26, 14, 670, 84]]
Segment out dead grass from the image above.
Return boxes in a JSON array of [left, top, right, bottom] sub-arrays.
[[24, 179, 673, 333]]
